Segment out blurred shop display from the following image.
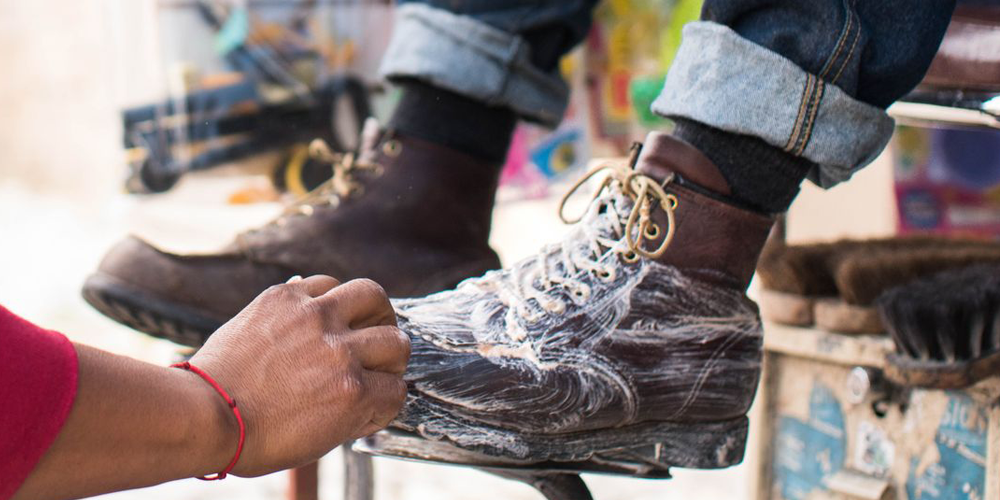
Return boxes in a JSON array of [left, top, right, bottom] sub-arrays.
[[114, 0, 703, 198], [589, 0, 699, 136], [892, 125, 1000, 236], [499, 0, 702, 199], [114, 0, 389, 194]]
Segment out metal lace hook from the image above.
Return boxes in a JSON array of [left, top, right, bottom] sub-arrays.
[[623, 174, 678, 260]]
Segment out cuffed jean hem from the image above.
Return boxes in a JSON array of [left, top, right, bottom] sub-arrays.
[[378, 3, 569, 127], [652, 22, 895, 188]]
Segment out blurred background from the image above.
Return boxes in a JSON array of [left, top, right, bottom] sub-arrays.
[[5, 0, 999, 499]]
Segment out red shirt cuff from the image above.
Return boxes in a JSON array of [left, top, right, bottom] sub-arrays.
[[0, 305, 79, 500]]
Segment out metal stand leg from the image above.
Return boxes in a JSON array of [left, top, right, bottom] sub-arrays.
[[343, 444, 375, 500], [487, 470, 594, 500], [288, 461, 319, 500]]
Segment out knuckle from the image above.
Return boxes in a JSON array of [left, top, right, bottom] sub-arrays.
[[338, 372, 365, 403], [263, 282, 294, 300], [351, 278, 388, 301], [306, 294, 350, 333], [325, 335, 351, 359], [260, 284, 283, 298]]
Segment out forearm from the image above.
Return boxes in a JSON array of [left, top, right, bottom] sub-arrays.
[[14, 344, 237, 500]]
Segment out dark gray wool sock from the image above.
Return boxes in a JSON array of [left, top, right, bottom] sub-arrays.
[[671, 117, 815, 213], [388, 79, 517, 164]]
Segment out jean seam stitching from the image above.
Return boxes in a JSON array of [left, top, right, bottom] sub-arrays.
[[795, 80, 826, 156], [784, 74, 815, 152], [830, 11, 861, 84], [818, 0, 853, 80]]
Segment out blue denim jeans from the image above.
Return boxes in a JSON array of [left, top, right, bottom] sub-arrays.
[[379, 0, 956, 187]]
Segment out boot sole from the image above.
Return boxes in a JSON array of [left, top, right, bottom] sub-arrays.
[[356, 416, 748, 478], [82, 273, 222, 347]]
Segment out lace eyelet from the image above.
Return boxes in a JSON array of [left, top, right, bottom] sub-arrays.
[[622, 251, 640, 264], [666, 194, 679, 210], [594, 268, 615, 282], [644, 223, 660, 239], [382, 140, 402, 158]]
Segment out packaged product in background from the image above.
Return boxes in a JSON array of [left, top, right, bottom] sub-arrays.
[[892, 124, 1000, 238]]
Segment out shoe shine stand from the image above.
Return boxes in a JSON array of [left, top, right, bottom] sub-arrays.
[[284, 452, 622, 500], [286, 440, 671, 500]]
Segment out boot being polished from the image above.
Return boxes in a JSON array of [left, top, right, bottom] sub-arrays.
[[83, 122, 502, 347], [360, 133, 775, 475]]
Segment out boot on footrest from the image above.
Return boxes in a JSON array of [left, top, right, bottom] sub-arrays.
[[82, 124, 503, 347], [358, 132, 775, 476]]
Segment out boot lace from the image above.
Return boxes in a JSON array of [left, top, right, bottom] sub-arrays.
[[281, 138, 397, 219], [504, 159, 679, 322]]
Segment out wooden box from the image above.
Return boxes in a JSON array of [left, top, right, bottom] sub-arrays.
[[753, 324, 1000, 500]]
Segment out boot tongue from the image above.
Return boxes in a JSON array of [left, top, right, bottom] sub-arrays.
[[634, 132, 732, 196]]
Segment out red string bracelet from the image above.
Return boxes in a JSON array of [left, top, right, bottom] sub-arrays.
[[170, 361, 245, 480]]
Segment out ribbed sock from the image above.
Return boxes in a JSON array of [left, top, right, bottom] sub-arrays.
[[387, 79, 517, 164], [671, 118, 815, 213]]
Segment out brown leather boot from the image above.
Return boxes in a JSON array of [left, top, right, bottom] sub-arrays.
[[82, 125, 502, 346], [357, 132, 775, 476]]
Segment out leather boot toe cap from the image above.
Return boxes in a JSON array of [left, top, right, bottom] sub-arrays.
[[95, 235, 296, 320]]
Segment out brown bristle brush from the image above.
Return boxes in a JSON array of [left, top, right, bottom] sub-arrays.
[[879, 264, 1000, 389], [833, 246, 1000, 306], [756, 236, 1000, 332]]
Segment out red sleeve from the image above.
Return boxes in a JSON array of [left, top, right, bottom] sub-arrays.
[[0, 305, 78, 500]]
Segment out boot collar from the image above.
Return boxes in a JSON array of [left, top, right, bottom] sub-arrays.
[[635, 132, 732, 196], [633, 133, 775, 289]]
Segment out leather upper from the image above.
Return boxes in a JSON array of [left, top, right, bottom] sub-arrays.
[[636, 133, 775, 290], [94, 131, 504, 324]]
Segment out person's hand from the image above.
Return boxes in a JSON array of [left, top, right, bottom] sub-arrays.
[[189, 275, 409, 477]]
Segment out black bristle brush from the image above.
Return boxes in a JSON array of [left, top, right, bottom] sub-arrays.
[[878, 264, 1000, 388]]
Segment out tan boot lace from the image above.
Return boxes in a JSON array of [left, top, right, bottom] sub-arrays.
[[280, 138, 397, 219], [498, 157, 679, 322], [307, 138, 384, 200], [559, 159, 679, 260]]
